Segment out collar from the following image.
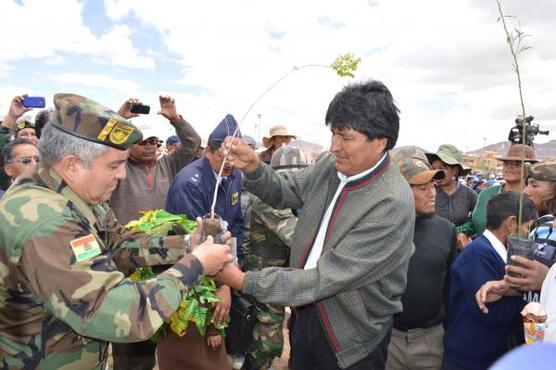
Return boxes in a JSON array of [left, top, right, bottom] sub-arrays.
[[337, 152, 387, 184], [213, 170, 228, 185], [34, 164, 99, 228], [483, 229, 507, 263]]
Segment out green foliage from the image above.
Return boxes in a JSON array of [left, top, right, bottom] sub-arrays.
[[125, 210, 227, 339], [125, 209, 197, 235], [330, 53, 362, 78]]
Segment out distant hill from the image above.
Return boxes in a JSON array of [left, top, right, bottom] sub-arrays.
[[467, 140, 556, 159]]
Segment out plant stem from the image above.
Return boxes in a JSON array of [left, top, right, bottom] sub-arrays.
[[210, 64, 329, 218], [496, 0, 528, 233]]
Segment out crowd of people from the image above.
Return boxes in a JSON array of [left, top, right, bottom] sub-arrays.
[[1, 80, 556, 370]]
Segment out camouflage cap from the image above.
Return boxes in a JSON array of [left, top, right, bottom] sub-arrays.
[[49, 93, 143, 150], [392, 146, 430, 164], [395, 146, 445, 185], [270, 145, 308, 171], [529, 161, 556, 183]]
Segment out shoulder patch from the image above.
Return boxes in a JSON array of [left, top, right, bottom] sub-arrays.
[[70, 234, 101, 262]]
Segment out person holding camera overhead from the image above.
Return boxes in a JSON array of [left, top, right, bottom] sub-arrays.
[[109, 95, 201, 370]]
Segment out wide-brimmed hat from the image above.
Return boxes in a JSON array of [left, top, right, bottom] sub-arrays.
[[497, 144, 538, 163], [425, 144, 471, 176], [262, 125, 296, 148], [394, 146, 445, 185]]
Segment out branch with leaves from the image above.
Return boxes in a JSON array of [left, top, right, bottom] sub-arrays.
[[126, 210, 227, 340], [210, 53, 362, 218], [496, 0, 532, 232]]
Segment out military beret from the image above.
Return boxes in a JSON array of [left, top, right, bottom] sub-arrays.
[[49, 93, 143, 150], [208, 114, 241, 148]]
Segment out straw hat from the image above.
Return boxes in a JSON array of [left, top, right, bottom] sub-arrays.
[[262, 125, 296, 148]]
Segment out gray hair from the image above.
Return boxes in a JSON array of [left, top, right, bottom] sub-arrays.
[[2, 138, 38, 165], [39, 123, 110, 167]]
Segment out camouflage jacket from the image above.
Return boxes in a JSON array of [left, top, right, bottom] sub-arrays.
[[0, 165, 203, 369], [242, 191, 297, 272]]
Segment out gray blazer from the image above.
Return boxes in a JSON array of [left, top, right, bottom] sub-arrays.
[[242, 153, 415, 368]]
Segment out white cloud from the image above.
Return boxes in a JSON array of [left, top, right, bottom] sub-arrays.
[[3, 0, 556, 151], [0, 0, 154, 70], [47, 73, 139, 93]]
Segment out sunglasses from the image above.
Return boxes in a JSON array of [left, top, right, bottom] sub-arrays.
[[138, 138, 162, 147], [11, 156, 40, 165]]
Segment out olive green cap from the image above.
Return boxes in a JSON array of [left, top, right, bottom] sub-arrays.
[[49, 93, 143, 150], [529, 161, 556, 183], [425, 144, 471, 176]]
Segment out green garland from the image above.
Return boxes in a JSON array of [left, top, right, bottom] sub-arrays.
[[126, 210, 228, 339]]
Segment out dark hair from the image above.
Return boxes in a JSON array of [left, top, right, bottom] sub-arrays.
[[539, 182, 556, 216], [2, 138, 38, 166], [207, 135, 220, 152], [34, 109, 52, 139], [325, 80, 400, 150], [486, 191, 538, 229]]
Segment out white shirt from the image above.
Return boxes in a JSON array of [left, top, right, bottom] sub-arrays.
[[541, 264, 556, 343], [483, 229, 507, 263], [304, 153, 387, 269]]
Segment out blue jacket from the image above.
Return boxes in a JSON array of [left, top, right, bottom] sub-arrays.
[[444, 234, 524, 370], [166, 157, 244, 257]]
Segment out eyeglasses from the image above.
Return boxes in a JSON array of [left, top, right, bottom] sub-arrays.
[[10, 156, 40, 165], [138, 138, 162, 147]]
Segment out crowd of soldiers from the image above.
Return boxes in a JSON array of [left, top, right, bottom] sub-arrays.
[[1, 80, 556, 370]]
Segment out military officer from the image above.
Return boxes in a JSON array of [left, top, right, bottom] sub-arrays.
[[0, 93, 233, 369]]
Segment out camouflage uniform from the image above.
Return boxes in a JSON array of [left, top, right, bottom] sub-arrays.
[[242, 193, 297, 370], [0, 94, 204, 369]]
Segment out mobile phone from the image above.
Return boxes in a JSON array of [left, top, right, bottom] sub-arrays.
[[22, 96, 46, 108], [130, 104, 150, 114]]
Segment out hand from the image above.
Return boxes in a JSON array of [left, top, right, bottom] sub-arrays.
[[213, 285, 231, 325], [191, 236, 233, 275], [215, 262, 245, 290], [117, 97, 142, 119], [476, 279, 510, 314], [505, 256, 549, 291], [158, 95, 180, 123], [206, 334, 223, 351], [2, 95, 32, 129], [223, 136, 260, 173], [456, 233, 470, 250], [190, 217, 232, 250]]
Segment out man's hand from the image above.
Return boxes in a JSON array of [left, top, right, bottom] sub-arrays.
[[191, 236, 233, 275], [158, 95, 180, 123], [223, 136, 260, 174], [206, 334, 223, 351], [2, 95, 32, 129], [212, 285, 231, 325], [456, 232, 470, 250], [475, 279, 511, 314], [117, 97, 142, 119], [505, 256, 549, 291], [215, 262, 245, 290], [189, 217, 232, 250]]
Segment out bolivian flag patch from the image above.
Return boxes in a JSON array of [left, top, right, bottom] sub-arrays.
[[70, 234, 102, 262]]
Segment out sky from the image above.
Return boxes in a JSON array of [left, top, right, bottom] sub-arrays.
[[1, 0, 555, 153]]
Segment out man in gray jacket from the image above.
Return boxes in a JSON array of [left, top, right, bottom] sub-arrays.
[[219, 80, 415, 370]]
